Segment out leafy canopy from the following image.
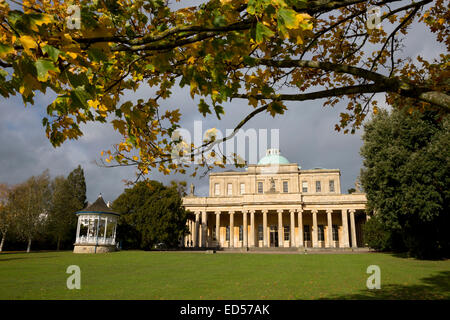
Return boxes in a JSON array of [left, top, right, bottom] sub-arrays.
[[360, 108, 450, 259], [0, 0, 449, 180]]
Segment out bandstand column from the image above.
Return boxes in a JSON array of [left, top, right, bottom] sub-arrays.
[[262, 209, 268, 247], [326, 209, 333, 248], [215, 211, 221, 247], [289, 209, 295, 247], [112, 219, 117, 242], [312, 209, 318, 248], [250, 210, 255, 247], [75, 217, 81, 243], [277, 209, 283, 247], [297, 209, 303, 248], [194, 212, 200, 247], [243, 210, 248, 248], [349, 209, 357, 248], [104, 217, 108, 243], [87, 217, 91, 241], [229, 211, 235, 248]]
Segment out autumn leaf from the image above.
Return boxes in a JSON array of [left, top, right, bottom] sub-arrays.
[[19, 36, 38, 54]]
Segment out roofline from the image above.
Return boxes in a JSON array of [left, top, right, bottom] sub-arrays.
[[76, 211, 120, 216]]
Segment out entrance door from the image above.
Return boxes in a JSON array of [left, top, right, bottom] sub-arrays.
[[269, 225, 278, 247]]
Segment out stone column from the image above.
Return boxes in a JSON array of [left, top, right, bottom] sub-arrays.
[[250, 210, 255, 247], [229, 211, 235, 248], [202, 211, 208, 247], [190, 220, 194, 246], [243, 210, 248, 248], [297, 209, 303, 247], [289, 209, 295, 247], [194, 212, 200, 247], [262, 209, 268, 247], [277, 209, 283, 247], [312, 209, 318, 248], [341, 209, 350, 248], [349, 209, 357, 248], [326, 209, 333, 248], [215, 211, 221, 247]]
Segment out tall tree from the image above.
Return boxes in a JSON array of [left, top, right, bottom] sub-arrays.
[[0, 183, 12, 252], [0, 1, 448, 180], [9, 170, 52, 252], [47, 177, 78, 250], [67, 165, 87, 209], [360, 108, 450, 259], [113, 180, 188, 250]]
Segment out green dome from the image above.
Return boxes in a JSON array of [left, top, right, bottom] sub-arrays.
[[257, 149, 290, 165]]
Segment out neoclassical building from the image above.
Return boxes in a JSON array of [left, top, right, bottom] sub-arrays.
[[182, 149, 368, 250]]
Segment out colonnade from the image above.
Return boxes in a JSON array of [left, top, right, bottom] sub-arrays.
[[184, 208, 365, 249]]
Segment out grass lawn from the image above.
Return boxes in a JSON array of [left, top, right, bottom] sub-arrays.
[[0, 250, 448, 300]]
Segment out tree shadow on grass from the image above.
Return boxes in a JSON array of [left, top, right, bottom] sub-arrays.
[[321, 271, 450, 300], [0, 254, 59, 262]]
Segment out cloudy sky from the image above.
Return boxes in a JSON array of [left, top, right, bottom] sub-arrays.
[[0, 2, 444, 203]]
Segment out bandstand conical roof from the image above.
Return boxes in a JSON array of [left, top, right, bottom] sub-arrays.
[[76, 194, 119, 215]]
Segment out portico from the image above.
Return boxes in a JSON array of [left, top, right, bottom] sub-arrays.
[[183, 149, 368, 250]]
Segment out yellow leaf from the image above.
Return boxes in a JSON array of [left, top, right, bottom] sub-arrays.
[[88, 100, 100, 109], [66, 52, 78, 59], [34, 14, 53, 26], [20, 35, 38, 54], [187, 56, 195, 64], [133, 156, 139, 161]]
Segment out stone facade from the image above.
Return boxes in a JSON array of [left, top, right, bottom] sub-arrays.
[[182, 149, 368, 249], [73, 244, 117, 254]]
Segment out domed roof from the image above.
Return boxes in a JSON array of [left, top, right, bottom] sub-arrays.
[[257, 149, 290, 165]]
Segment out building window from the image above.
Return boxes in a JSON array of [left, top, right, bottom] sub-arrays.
[[303, 225, 311, 241], [332, 224, 339, 241], [318, 225, 324, 241], [227, 183, 232, 196], [239, 225, 243, 241], [212, 228, 217, 241], [226, 226, 230, 241], [257, 182, 263, 194], [258, 225, 263, 241], [240, 183, 245, 195], [316, 181, 321, 192], [214, 183, 220, 196], [284, 226, 290, 241], [302, 181, 308, 193], [329, 180, 335, 193], [283, 181, 288, 193]]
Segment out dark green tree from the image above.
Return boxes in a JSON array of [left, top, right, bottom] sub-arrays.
[[113, 180, 188, 250], [47, 166, 86, 250], [360, 108, 450, 259], [67, 165, 88, 209]]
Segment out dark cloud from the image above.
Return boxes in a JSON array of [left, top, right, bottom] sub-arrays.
[[0, 8, 441, 201]]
